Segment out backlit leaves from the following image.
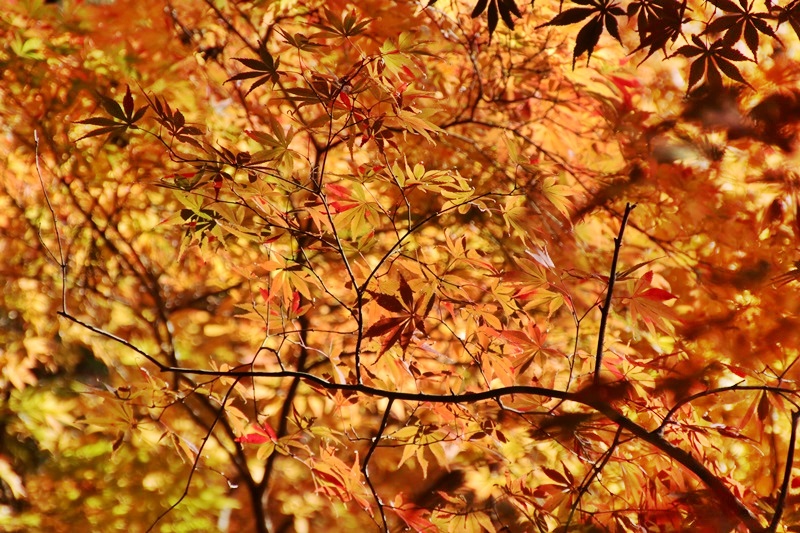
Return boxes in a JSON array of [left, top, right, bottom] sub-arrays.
[[391, 494, 436, 532], [226, 41, 282, 95], [364, 275, 435, 355], [236, 422, 278, 444], [623, 271, 680, 335], [703, 0, 778, 59], [674, 34, 751, 92], [74, 85, 148, 141], [540, 176, 574, 219], [312, 8, 373, 38], [470, 0, 524, 35], [14, 0, 800, 532], [539, 0, 625, 67]]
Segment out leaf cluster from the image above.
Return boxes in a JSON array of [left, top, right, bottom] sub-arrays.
[[464, 0, 793, 90], [74, 86, 148, 141]]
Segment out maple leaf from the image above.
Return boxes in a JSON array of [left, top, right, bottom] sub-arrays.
[[627, 0, 685, 41], [146, 94, 204, 150], [702, 0, 780, 60], [773, 0, 800, 40], [624, 271, 681, 335], [236, 422, 278, 444], [393, 505, 436, 531], [226, 41, 282, 95], [311, 8, 373, 39], [629, 0, 688, 62], [674, 34, 752, 92], [74, 85, 148, 141], [461, 0, 523, 36], [538, 0, 625, 68], [364, 275, 435, 356], [540, 176, 574, 219], [391, 493, 437, 531]]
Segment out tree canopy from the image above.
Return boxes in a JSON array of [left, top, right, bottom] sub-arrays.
[[4, 0, 800, 531]]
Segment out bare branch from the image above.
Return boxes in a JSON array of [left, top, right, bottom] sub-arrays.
[[566, 425, 624, 528], [362, 398, 395, 532], [146, 376, 244, 532], [33, 131, 67, 311], [594, 202, 636, 384], [769, 409, 800, 532]]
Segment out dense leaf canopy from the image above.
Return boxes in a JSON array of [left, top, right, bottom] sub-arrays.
[[4, 0, 800, 532]]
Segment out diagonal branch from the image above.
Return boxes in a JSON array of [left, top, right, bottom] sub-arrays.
[[594, 202, 636, 384], [146, 376, 243, 532], [566, 425, 624, 528], [362, 398, 395, 532], [584, 398, 766, 532], [33, 131, 67, 310], [769, 409, 800, 532]]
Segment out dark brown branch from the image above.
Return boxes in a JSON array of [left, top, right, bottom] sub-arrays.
[[769, 409, 800, 532], [61, 308, 766, 532], [58, 311, 167, 368], [362, 398, 394, 532], [594, 202, 636, 385], [584, 398, 765, 532]]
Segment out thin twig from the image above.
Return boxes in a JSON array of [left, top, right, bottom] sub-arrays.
[[658, 384, 800, 433], [565, 425, 624, 528], [33, 131, 67, 311], [594, 202, 636, 385], [362, 398, 394, 532], [769, 409, 800, 532], [259, 312, 312, 494], [57, 311, 167, 369], [146, 376, 243, 532]]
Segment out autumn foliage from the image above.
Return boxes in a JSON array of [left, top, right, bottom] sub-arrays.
[[5, 0, 800, 531]]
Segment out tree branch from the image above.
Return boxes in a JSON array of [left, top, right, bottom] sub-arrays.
[[146, 376, 244, 532], [565, 425, 624, 528], [584, 398, 765, 532], [362, 398, 394, 532], [769, 409, 800, 532], [33, 131, 67, 310], [594, 202, 635, 384], [61, 302, 766, 531], [658, 384, 800, 432]]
